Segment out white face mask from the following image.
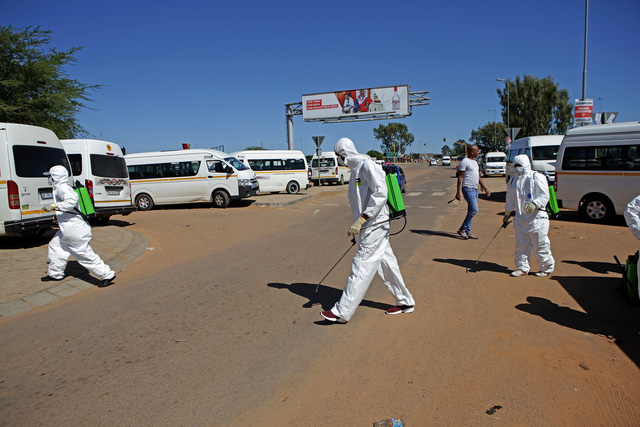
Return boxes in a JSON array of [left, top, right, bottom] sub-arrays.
[[514, 165, 524, 175]]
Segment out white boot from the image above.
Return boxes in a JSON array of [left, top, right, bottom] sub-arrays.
[[510, 270, 527, 277]]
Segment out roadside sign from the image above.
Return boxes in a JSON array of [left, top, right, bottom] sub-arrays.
[[505, 128, 520, 141], [575, 99, 593, 124], [312, 136, 325, 148], [590, 112, 618, 125]]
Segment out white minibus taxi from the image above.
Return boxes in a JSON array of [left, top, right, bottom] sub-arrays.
[[506, 135, 563, 183], [1, 123, 70, 236], [231, 150, 310, 194], [62, 139, 136, 225], [555, 121, 640, 222], [310, 151, 351, 185], [125, 148, 259, 210], [441, 156, 451, 166], [481, 151, 507, 177]]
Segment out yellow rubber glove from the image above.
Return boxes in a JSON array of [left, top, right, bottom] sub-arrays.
[[524, 202, 537, 214], [348, 216, 367, 236], [43, 203, 57, 212], [503, 210, 511, 226]]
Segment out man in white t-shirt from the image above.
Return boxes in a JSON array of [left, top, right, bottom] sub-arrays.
[[455, 145, 491, 239]]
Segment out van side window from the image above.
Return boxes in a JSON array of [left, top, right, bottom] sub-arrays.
[[562, 145, 640, 170], [285, 159, 305, 170], [68, 154, 82, 176], [207, 160, 228, 174]]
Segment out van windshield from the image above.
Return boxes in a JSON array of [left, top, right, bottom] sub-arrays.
[[532, 145, 559, 161], [90, 154, 128, 178], [224, 157, 248, 171], [486, 156, 506, 163], [12, 145, 70, 177], [311, 158, 336, 168]]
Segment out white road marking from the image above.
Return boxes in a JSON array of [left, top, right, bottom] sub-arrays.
[[313, 209, 320, 216], [419, 206, 437, 209], [431, 192, 446, 196], [406, 192, 422, 197], [324, 203, 340, 206]]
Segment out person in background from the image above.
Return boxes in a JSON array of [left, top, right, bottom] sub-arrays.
[[42, 165, 116, 287], [455, 145, 491, 239], [320, 138, 415, 323]]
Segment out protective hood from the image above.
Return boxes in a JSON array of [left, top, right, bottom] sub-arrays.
[[49, 165, 70, 188], [334, 137, 369, 169], [513, 154, 532, 174]]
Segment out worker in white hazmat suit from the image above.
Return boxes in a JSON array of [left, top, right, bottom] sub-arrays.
[[42, 165, 116, 287], [623, 195, 640, 292], [503, 154, 555, 277], [320, 138, 415, 323]]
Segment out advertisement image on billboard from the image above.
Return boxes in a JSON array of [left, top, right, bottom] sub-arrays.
[[302, 85, 410, 122]]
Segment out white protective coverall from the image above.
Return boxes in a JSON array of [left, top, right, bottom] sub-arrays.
[[623, 195, 640, 291], [330, 138, 415, 321], [47, 166, 115, 280], [505, 154, 555, 274]]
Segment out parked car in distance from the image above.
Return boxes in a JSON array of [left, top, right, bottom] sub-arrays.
[[382, 164, 406, 193], [429, 158, 438, 166]]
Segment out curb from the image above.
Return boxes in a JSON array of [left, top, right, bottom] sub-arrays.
[[253, 194, 315, 208], [0, 229, 150, 320]]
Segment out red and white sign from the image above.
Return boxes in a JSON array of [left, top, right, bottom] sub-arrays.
[[574, 98, 593, 124]]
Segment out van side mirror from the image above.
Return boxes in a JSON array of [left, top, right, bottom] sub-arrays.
[[225, 165, 233, 174]]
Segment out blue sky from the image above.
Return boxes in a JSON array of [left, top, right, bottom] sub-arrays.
[[4, 0, 639, 156]]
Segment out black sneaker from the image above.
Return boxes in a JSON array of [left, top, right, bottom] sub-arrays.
[[99, 274, 116, 288], [41, 275, 63, 282]]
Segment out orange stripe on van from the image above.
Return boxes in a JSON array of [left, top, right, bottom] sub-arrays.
[[556, 171, 640, 177]]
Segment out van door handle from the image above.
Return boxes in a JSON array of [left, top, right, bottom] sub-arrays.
[[208, 176, 213, 178]]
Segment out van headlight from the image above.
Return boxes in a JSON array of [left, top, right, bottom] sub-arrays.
[[238, 179, 252, 186]]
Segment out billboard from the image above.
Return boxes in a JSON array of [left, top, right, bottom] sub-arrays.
[[302, 85, 410, 122]]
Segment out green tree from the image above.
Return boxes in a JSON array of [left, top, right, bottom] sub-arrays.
[[470, 121, 507, 152], [366, 150, 383, 160], [441, 145, 451, 156], [497, 74, 573, 137], [245, 144, 265, 150], [373, 122, 414, 156], [0, 26, 99, 138]]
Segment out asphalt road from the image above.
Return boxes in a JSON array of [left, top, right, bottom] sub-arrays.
[[1, 163, 639, 425]]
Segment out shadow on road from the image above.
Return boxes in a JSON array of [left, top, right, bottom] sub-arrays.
[[411, 229, 460, 239], [562, 259, 622, 275], [0, 229, 56, 250], [267, 282, 391, 323], [433, 258, 511, 274], [516, 275, 640, 368], [63, 261, 104, 286]]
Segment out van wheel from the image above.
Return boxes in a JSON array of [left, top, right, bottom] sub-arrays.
[[338, 175, 345, 185], [580, 195, 613, 223], [286, 181, 300, 194], [135, 194, 154, 211], [212, 190, 230, 208]]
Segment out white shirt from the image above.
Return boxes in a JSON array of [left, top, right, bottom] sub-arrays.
[[459, 157, 479, 189]]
